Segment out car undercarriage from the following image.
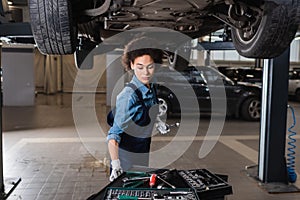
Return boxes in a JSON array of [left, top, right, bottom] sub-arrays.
[[28, 0, 300, 68]]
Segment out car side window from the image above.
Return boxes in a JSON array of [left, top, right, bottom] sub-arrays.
[[203, 70, 224, 84], [156, 71, 190, 83], [181, 72, 193, 83], [189, 71, 206, 84]]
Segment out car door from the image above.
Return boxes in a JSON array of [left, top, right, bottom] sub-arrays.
[[201, 67, 240, 114], [156, 69, 196, 113], [188, 70, 211, 112]]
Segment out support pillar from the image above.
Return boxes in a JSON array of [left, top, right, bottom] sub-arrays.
[[259, 48, 290, 183]]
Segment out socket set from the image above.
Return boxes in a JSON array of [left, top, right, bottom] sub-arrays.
[[87, 168, 232, 200], [178, 169, 232, 199], [103, 188, 199, 200]]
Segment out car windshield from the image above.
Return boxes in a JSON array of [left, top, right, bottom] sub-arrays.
[[155, 66, 235, 85], [155, 68, 190, 83], [201, 66, 234, 85]]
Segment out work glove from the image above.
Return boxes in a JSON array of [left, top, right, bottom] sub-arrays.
[[109, 159, 123, 182], [156, 121, 170, 134]]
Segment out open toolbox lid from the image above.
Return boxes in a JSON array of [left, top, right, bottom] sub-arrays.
[[176, 169, 233, 199]]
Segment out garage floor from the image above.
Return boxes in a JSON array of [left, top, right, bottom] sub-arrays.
[[2, 93, 300, 200]]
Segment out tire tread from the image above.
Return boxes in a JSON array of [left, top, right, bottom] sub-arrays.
[[29, 0, 76, 55], [232, 0, 300, 58]]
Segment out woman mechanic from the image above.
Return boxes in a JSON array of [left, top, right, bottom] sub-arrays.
[[107, 37, 164, 181]]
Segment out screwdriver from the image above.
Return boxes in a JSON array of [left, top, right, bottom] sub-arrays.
[[149, 174, 157, 188], [156, 175, 176, 189]]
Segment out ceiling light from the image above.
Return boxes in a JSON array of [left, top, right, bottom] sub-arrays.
[[7, 1, 13, 5]]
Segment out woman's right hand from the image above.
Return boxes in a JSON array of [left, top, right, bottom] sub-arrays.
[[109, 159, 123, 182]]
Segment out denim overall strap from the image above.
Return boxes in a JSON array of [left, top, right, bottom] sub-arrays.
[[118, 83, 154, 171]]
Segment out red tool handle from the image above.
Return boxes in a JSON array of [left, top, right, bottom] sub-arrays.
[[149, 174, 157, 188]]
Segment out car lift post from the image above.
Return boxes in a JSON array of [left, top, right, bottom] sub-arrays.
[[258, 48, 290, 184], [199, 41, 294, 187]]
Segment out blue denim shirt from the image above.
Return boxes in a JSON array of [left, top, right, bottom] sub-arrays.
[[107, 75, 158, 143]]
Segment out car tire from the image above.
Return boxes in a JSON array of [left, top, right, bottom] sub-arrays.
[[29, 0, 77, 55], [241, 97, 261, 121], [231, 0, 299, 58]]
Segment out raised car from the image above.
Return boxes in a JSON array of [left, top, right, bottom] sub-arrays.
[[28, 0, 300, 67]]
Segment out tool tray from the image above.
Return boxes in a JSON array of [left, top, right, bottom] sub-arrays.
[[173, 169, 233, 200], [103, 187, 199, 200]]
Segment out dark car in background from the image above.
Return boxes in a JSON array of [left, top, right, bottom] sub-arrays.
[[155, 66, 261, 121], [288, 69, 300, 101], [218, 67, 263, 85]]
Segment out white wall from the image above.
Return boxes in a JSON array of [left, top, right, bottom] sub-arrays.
[[2, 45, 35, 106]]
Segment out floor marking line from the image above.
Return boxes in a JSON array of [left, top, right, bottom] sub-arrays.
[[219, 139, 258, 163]]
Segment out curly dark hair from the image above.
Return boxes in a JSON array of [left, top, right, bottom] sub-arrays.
[[122, 37, 164, 71]]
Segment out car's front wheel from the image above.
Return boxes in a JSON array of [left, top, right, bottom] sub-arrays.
[[231, 0, 299, 58], [241, 97, 261, 121], [158, 97, 170, 118], [29, 0, 77, 55]]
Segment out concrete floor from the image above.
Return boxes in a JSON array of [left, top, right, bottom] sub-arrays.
[[2, 93, 300, 200]]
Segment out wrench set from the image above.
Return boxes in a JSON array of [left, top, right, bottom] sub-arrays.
[[177, 169, 232, 199], [100, 169, 232, 200], [178, 169, 227, 190]]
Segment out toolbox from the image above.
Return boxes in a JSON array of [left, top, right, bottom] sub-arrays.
[[87, 168, 232, 200]]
